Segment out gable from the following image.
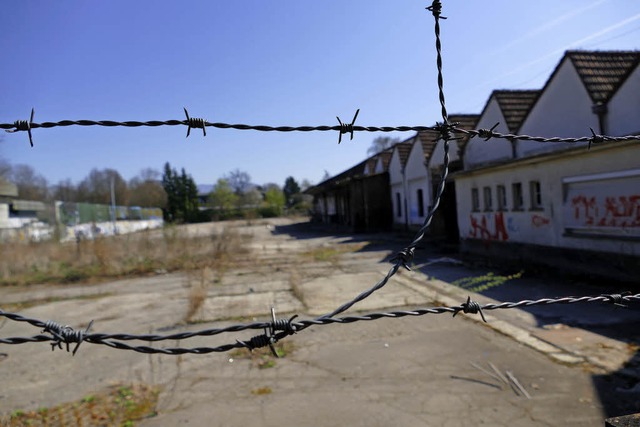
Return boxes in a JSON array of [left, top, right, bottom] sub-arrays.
[[568, 51, 640, 104]]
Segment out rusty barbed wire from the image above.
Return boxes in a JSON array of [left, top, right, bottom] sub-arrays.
[[1, 293, 638, 355]]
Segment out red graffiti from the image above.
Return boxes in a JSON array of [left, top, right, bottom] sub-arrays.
[[572, 195, 598, 225], [572, 194, 640, 228], [531, 214, 551, 227], [469, 212, 509, 241]]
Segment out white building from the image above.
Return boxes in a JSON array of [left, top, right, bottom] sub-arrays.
[[455, 50, 640, 281], [388, 140, 414, 229]]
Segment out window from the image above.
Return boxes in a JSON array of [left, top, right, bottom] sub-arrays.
[[396, 192, 402, 217], [512, 182, 523, 211], [471, 188, 480, 212], [496, 185, 507, 211], [530, 180, 542, 210], [417, 189, 425, 217], [483, 187, 492, 211]]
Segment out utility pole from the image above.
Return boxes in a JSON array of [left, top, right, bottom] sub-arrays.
[[110, 176, 117, 234]]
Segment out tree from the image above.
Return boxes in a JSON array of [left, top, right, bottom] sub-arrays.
[[51, 178, 78, 202], [300, 179, 313, 192], [262, 183, 285, 217], [77, 168, 128, 205], [10, 164, 49, 201], [225, 169, 252, 195], [208, 178, 238, 219], [367, 136, 400, 156], [283, 176, 301, 207], [161, 162, 199, 223], [128, 168, 167, 208]]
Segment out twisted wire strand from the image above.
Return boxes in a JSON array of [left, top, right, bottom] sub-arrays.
[[2, 120, 637, 145], [457, 126, 640, 144], [2, 294, 638, 355], [0, 119, 440, 134]]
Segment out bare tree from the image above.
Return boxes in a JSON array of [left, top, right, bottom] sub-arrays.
[[129, 168, 167, 208], [10, 164, 49, 201], [77, 168, 128, 205], [367, 136, 400, 156], [225, 169, 252, 195], [51, 178, 78, 202]]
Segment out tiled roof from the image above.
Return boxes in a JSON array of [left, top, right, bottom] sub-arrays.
[[377, 150, 393, 172], [493, 90, 540, 133], [394, 141, 413, 167], [449, 114, 479, 154], [365, 158, 377, 174], [567, 50, 640, 104], [416, 131, 437, 162]]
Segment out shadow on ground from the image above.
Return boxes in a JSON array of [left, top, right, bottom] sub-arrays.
[[274, 220, 640, 419]]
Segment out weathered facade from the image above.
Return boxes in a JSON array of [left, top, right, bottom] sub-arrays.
[[456, 51, 640, 281], [307, 157, 392, 232]]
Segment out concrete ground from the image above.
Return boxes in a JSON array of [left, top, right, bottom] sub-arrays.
[[0, 218, 638, 426]]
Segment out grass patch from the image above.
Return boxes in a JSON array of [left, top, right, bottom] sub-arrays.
[[4, 383, 159, 427], [452, 271, 524, 293], [302, 242, 367, 263], [0, 226, 251, 287], [251, 386, 272, 395], [229, 340, 295, 369]]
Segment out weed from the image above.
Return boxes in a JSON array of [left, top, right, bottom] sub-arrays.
[[251, 387, 272, 395], [452, 271, 524, 293], [0, 225, 251, 286], [6, 383, 159, 426]]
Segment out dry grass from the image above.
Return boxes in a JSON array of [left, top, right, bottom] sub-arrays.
[[0, 226, 251, 287], [183, 267, 214, 323], [301, 242, 368, 265], [3, 383, 159, 427]]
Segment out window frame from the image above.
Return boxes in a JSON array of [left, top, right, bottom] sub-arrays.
[[483, 186, 493, 212], [471, 188, 480, 212], [512, 182, 524, 211]]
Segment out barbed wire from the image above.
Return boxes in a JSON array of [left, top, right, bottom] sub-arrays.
[[1, 0, 639, 358], [1, 293, 638, 355], [4, 109, 638, 149]]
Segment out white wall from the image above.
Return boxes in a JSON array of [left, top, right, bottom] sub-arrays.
[[607, 66, 640, 135], [455, 142, 640, 256], [389, 146, 407, 226], [464, 97, 512, 169], [517, 59, 597, 157], [0, 204, 8, 228], [404, 142, 431, 225], [428, 138, 461, 170]]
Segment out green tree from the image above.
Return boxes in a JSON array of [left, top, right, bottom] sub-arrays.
[[283, 176, 301, 207], [208, 178, 238, 219], [161, 162, 199, 223], [262, 184, 285, 217]]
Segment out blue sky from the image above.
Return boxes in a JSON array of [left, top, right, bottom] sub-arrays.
[[1, 0, 639, 189]]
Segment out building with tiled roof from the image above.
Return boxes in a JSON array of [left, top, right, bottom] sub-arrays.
[[454, 50, 640, 282], [464, 90, 540, 170], [493, 90, 540, 133], [568, 50, 640, 104]]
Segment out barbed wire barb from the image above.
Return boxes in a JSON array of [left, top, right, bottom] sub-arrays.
[[184, 107, 206, 137], [5, 108, 35, 146], [336, 109, 360, 144]]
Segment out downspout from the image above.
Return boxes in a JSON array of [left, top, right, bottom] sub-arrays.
[[402, 166, 409, 231], [591, 101, 608, 135]]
